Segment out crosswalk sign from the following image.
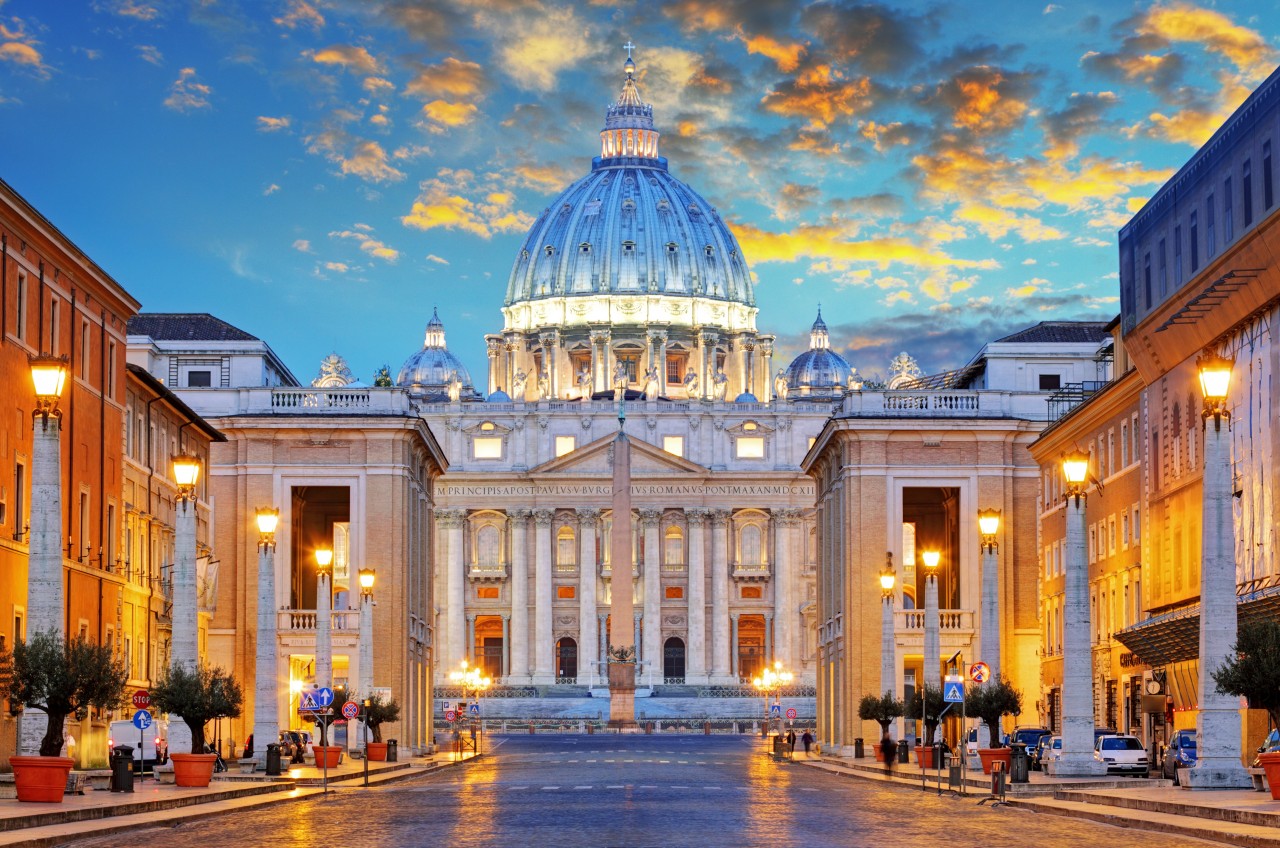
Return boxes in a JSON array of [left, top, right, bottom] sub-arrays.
[[469, 702, 480, 716], [300, 690, 318, 711], [769, 703, 781, 717], [944, 680, 965, 703]]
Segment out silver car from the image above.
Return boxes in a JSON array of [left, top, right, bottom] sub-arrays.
[[1094, 734, 1150, 777]]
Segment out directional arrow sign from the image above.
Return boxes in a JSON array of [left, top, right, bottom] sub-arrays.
[[132, 709, 153, 730], [943, 680, 965, 703], [315, 687, 335, 707]]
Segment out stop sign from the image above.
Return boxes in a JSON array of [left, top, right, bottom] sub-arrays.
[[132, 689, 150, 709]]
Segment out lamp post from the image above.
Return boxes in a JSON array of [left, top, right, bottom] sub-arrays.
[[977, 509, 1001, 683], [1053, 449, 1104, 776], [753, 660, 793, 742], [27, 354, 68, 638], [921, 549, 941, 692], [315, 548, 333, 690], [450, 660, 491, 758], [357, 568, 375, 754], [880, 554, 896, 698], [1186, 351, 1250, 787], [170, 454, 201, 672], [254, 508, 281, 773]]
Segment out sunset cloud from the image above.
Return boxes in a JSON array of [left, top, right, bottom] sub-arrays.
[[257, 115, 291, 132], [421, 100, 478, 129], [742, 34, 805, 73], [0, 20, 49, 77], [101, 1, 160, 21], [274, 0, 324, 31], [309, 44, 382, 76], [163, 68, 212, 111], [402, 169, 535, 239], [405, 57, 486, 100], [761, 64, 874, 129], [306, 121, 405, 183], [330, 227, 400, 262], [480, 5, 594, 91], [137, 44, 163, 65]]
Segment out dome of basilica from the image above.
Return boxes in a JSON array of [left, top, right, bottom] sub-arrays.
[[397, 308, 481, 401], [784, 310, 854, 399]]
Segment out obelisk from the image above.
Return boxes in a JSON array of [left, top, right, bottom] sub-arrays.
[[608, 399, 636, 727]]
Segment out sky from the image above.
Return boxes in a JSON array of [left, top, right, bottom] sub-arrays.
[[1, 1, 1277, 385]]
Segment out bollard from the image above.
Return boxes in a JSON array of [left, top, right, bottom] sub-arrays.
[[645, 722, 654, 735], [110, 746, 134, 793], [704, 721, 711, 736], [587, 722, 594, 735], [530, 723, 536, 735], [265, 742, 282, 776], [854, 738, 865, 759]]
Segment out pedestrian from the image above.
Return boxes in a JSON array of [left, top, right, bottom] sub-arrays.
[[802, 730, 813, 756], [242, 733, 254, 759], [786, 729, 796, 756], [880, 732, 896, 774]]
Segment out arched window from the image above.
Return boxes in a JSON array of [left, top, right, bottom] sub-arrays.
[[664, 526, 684, 566], [556, 526, 576, 568], [740, 525, 762, 565], [477, 525, 500, 566]]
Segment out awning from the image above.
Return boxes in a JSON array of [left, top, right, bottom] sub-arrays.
[[1115, 581, 1280, 667]]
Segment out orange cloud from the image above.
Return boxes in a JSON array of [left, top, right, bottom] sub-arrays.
[[761, 65, 873, 130], [732, 219, 998, 273], [307, 127, 405, 183], [406, 57, 486, 100], [402, 169, 534, 239], [939, 66, 1033, 136], [955, 204, 1064, 242], [422, 100, 478, 128], [743, 34, 805, 72], [0, 21, 49, 77], [310, 45, 382, 76], [164, 68, 212, 111], [257, 116, 291, 132], [1140, 3, 1276, 79], [330, 227, 400, 262], [274, 0, 324, 31]]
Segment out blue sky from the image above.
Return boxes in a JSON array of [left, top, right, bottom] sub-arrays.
[[1, 0, 1276, 385]]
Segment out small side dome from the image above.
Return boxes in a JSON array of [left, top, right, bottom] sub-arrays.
[[487, 389, 512, 402], [784, 308, 854, 399], [734, 392, 758, 403], [396, 308, 481, 401]]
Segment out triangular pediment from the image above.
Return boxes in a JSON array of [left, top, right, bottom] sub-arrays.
[[530, 432, 707, 476]]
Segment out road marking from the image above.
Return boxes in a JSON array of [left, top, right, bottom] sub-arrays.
[[574, 785, 592, 790], [800, 787, 819, 792], [606, 785, 625, 789], [639, 784, 658, 789], [671, 785, 689, 789], [542, 786, 560, 790]]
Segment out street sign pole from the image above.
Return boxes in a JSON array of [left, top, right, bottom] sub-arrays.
[[363, 707, 369, 787]]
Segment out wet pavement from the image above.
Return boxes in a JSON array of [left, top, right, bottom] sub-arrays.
[[56, 735, 1227, 848]]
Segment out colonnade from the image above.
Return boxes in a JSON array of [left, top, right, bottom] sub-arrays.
[[436, 505, 808, 686]]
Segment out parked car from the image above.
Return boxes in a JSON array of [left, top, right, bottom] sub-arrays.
[[107, 719, 168, 769], [1043, 735, 1062, 768], [1012, 726, 1051, 758], [1162, 729, 1197, 784], [1031, 733, 1055, 770], [278, 729, 313, 760], [964, 724, 1010, 757], [1094, 734, 1150, 777]]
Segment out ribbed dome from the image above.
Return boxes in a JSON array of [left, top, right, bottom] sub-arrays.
[[397, 308, 480, 401], [500, 49, 755, 335], [784, 309, 853, 398]]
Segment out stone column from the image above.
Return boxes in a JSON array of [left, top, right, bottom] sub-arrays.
[[357, 583, 373, 750], [710, 509, 731, 682], [254, 538, 280, 770], [774, 509, 798, 668], [500, 615, 510, 678], [1186, 411, 1251, 787], [741, 339, 755, 398], [532, 509, 555, 683], [591, 329, 610, 394], [509, 509, 531, 682], [598, 613, 608, 664], [1051, 490, 1105, 776], [485, 336, 502, 397], [640, 509, 662, 684], [881, 586, 895, 697], [730, 613, 740, 679], [577, 509, 600, 685], [759, 337, 774, 400], [466, 615, 476, 663], [505, 338, 519, 398], [316, 564, 332, 689], [439, 509, 467, 674], [764, 612, 773, 663], [172, 498, 199, 671], [686, 509, 708, 683], [981, 542, 1001, 683], [27, 409, 63, 639], [700, 331, 718, 400], [923, 568, 939, 693]]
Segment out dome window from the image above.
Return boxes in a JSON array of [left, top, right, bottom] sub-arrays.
[[666, 243, 678, 253], [622, 198, 636, 212], [521, 249, 530, 260], [579, 243, 591, 254], [657, 199, 670, 211], [704, 245, 715, 257], [623, 240, 636, 253], [544, 245, 555, 256]]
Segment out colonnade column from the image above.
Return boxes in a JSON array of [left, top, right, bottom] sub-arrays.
[[598, 614, 608, 664], [759, 337, 774, 400], [439, 509, 467, 674], [504, 338, 519, 397], [485, 336, 502, 396], [466, 615, 476, 663], [577, 509, 600, 685], [700, 331, 718, 400], [590, 329, 610, 394], [730, 613, 740, 679], [685, 509, 708, 683], [640, 509, 662, 683], [532, 509, 555, 683], [509, 509, 531, 682], [741, 340, 755, 398], [710, 509, 731, 682], [501, 615, 510, 677]]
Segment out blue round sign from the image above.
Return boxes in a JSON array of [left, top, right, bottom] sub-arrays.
[[132, 709, 153, 730]]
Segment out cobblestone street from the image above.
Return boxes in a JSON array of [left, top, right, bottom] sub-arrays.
[[59, 736, 1224, 847]]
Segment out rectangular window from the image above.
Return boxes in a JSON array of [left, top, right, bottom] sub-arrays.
[[554, 436, 576, 457], [556, 586, 575, 599], [1142, 253, 1152, 307], [1224, 177, 1235, 241], [13, 463, 24, 541], [1157, 238, 1167, 296], [49, 298, 59, 355], [1131, 413, 1140, 462], [662, 436, 684, 457], [1189, 212, 1198, 272], [735, 437, 765, 459], [1206, 195, 1215, 255], [107, 342, 117, 400], [78, 491, 89, 562], [186, 370, 212, 387], [1173, 225, 1182, 286], [1108, 516, 1117, 556], [13, 612, 23, 643], [476, 586, 499, 599], [14, 273, 25, 341], [665, 586, 684, 599], [472, 437, 503, 459], [80, 321, 90, 377], [1088, 526, 1097, 563], [1038, 374, 1061, 391], [1121, 512, 1130, 549], [1266, 141, 1275, 210], [1107, 430, 1115, 477], [1132, 506, 1140, 541], [1120, 421, 1129, 467], [1244, 159, 1254, 227], [106, 503, 116, 568], [665, 353, 685, 385]]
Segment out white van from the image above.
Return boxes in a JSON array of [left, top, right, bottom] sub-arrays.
[[108, 719, 168, 767]]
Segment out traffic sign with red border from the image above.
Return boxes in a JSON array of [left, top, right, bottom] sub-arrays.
[[341, 700, 360, 720], [132, 690, 150, 709], [444, 709, 457, 722], [785, 707, 798, 720]]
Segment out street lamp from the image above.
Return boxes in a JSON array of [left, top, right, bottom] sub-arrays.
[[880, 553, 896, 699], [1186, 350, 1250, 787], [315, 548, 333, 690], [357, 568, 375, 754], [753, 660, 793, 742], [170, 454, 201, 672], [1053, 450, 1104, 776], [977, 509, 1001, 683], [254, 507, 281, 773], [450, 660, 492, 758], [921, 549, 941, 692]]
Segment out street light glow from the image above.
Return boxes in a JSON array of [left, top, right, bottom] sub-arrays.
[[256, 507, 280, 537], [359, 568, 376, 596], [315, 548, 334, 574], [879, 567, 896, 593], [921, 550, 940, 571], [171, 453, 201, 499], [29, 354, 68, 402], [1061, 450, 1089, 487], [977, 508, 1000, 537]]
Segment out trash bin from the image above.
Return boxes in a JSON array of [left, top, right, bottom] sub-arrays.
[[897, 739, 910, 764], [265, 742, 282, 776], [386, 739, 398, 762], [772, 735, 785, 761], [110, 746, 134, 793], [854, 738, 865, 759], [1010, 742, 1029, 783]]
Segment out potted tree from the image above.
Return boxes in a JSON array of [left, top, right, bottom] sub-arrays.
[[906, 684, 946, 768], [965, 674, 1023, 774], [857, 692, 903, 762], [149, 663, 243, 787], [3, 632, 126, 802], [1213, 619, 1280, 798], [362, 694, 401, 761]]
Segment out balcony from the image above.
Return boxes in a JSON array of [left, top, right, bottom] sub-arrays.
[[893, 608, 976, 648], [838, 390, 1051, 421], [468, 562, 508, 582], [732, 562, 770, 582], [660, 561, 687, 574], [174, 386, 416, 417], [278, 609, 360, 634], [600, 563, 639, 580]]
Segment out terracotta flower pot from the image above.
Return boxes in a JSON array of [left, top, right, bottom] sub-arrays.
[[169, 753, 218, 787], [366, 741, 388, 762], [9, 756, 74, 803], [915, 746, 934, 769], [1258, 751, 1280, 800], [873, 743, 884, 762], [978, 747, 1012, 775], [312, 745, 342, 768]]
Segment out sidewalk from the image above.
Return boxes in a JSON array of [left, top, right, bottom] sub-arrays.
[[0, 750, 477, 848], [799, 752, 1280, 848]]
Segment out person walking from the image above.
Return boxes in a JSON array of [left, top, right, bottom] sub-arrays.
[[880, 732, 896, 775], [785, 729, 796, 757], [801, 730, 814, 756]]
